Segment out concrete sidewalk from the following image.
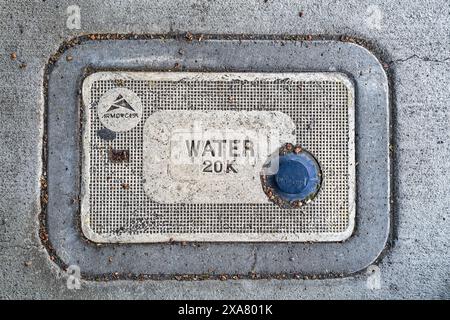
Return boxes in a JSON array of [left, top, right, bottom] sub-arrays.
[[0, 0, 448, 299]]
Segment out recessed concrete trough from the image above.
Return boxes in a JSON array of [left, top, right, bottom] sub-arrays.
[[44, 37, 390, 278]]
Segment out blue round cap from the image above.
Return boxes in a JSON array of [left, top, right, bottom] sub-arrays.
[[261, 144, 322, 208], [276, 158, 310, 194]]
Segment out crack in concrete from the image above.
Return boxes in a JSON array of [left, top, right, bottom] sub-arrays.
[[390, 54, 450, 65], [0, 244, 41, 250]]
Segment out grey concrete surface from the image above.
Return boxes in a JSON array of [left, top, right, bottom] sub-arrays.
[[0, 0, 448, 299]]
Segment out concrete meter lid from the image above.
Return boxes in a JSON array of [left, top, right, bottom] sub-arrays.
[[79, 71, 355, 243]]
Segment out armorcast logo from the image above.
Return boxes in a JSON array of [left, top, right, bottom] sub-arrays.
[[103, 113, 139, 119], [97, 87, 143, 132], [106, 94, 136, 112]]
